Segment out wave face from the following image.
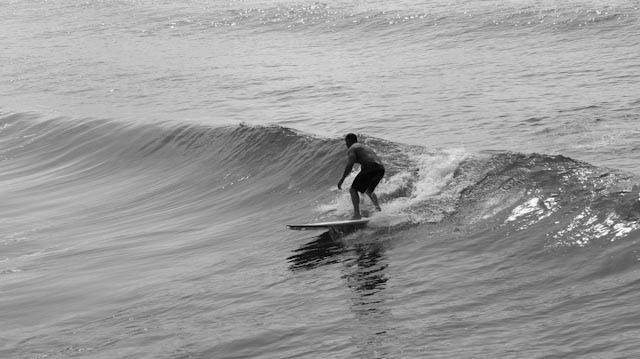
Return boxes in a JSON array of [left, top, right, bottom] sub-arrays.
[[2, 113, 638, 245], [453, 152, 640, 246], [2, 113, 640, 358]]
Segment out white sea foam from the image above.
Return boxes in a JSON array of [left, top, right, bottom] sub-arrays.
[[317, 148, 469, 224]]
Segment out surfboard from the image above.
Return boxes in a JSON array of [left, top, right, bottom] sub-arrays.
[[287, 218, 370, 230]]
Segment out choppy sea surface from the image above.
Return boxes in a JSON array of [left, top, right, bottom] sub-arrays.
[[2, 0, 640, 358]]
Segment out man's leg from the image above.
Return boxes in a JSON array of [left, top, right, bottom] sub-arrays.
[[365, 169, 384, 212], [349, 187, 361, 219], [365, 190, 382, 211]]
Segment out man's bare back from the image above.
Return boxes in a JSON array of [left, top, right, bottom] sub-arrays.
[[348, 143, 383, 169]]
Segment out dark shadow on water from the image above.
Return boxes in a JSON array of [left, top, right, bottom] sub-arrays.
[[287, 224, 370, 270], [287, 226, 389, 294], [287, 227, 394, 357], [286, 230, 348, 271], [343, 242, 388, 299], [287, 226, 390, 300]]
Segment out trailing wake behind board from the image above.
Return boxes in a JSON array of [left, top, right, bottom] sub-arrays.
[[287, 218, 370, 230]]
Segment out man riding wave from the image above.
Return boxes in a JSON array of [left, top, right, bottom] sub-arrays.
[[337, 133, 385, 219]]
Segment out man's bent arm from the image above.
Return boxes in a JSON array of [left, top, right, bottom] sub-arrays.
[[341, 151, 357, 179], [337, 151, 357, 189]]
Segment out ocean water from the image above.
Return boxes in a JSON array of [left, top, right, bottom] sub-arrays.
[[2, 0, 640, 358]]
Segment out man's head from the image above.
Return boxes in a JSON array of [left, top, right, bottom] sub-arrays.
[[345, 133, 358, 148]]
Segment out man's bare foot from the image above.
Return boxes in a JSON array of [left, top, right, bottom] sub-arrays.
[[351, 214, 362, 220], [375, 206, 382, 212]]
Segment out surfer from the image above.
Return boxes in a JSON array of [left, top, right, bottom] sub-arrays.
[[337, 133, 385, 219]]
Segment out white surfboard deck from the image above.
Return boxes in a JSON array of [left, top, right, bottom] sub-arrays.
[[287, 218, 370, 230]]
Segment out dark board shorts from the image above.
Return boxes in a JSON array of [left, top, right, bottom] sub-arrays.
[[352, 163, 385, 193]]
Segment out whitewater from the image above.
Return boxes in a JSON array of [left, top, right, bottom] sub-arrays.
[[1, 0, 640, 358]]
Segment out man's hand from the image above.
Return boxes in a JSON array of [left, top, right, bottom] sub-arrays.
[[337, 178, 344, 190]]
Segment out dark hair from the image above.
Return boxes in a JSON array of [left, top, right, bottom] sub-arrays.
[[345, 133, 358, 143]]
